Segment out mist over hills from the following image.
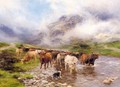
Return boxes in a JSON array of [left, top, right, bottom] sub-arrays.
[[28, 14, 120, 47], [0, 0, 120, 47], [0, 24, 35, 43], [0, 13, 120, 47]]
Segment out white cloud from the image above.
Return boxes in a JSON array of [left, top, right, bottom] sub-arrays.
[[0, 0, 120, 43], [44, 0, 120, 43], [0, 0, 39, 33]]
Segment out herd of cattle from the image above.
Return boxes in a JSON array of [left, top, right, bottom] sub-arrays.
[[16, 47, 99, 73]]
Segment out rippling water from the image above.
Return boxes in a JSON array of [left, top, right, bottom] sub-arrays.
[[47, 56, 120, 87]]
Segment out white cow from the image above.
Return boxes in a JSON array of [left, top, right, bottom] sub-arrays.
[[56, 53, 66, 65], [64, 55, 78, 74]]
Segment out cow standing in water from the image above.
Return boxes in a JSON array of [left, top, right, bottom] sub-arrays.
[[51, 50, 59, 62], [80, 53, 99, 66], [64, 54, 78, 74], [56, 52, 66, 66], [39, 50, 52, 69]]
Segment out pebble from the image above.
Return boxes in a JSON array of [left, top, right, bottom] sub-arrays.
[[42, 80, 48, 84]]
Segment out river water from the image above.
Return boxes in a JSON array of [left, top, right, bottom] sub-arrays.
[[48, 56, 120, 87]]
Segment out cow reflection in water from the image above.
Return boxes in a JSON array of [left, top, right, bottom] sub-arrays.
[[81, 66, 96, 76]]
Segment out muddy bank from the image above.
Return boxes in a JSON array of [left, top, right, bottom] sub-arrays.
[[23, 56, 120, 87]]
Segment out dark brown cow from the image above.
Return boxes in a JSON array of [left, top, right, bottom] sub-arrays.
[[80, 53, 99, 65], [51, 50, 59, 62]]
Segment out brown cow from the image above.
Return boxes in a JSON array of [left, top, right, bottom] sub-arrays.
[[51, 50, 59, 62], [21, 50, 37, 64], [80, 53, 99, 66], [80, 53, 89, 65], [39, 51, 52, 69]]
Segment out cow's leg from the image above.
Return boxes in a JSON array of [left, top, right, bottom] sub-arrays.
[[65, 63, 68, 70], [40, 63, 43, 69], [70, 68, 73, 74], [70, 69, 72, 74], [44, 63, 46, 69], [40, 58, 43, 69], [34, 55, 37, 62], [40, 63, 42, 69], [46, 62, 49, 68], [75, 67, 77, 72], [49, 61, 52, 67]]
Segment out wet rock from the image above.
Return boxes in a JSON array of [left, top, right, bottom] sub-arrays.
[[56, 82, 63, 87], [103, 77, 118, 85], [61, 83, 67, 87], [103, 80, 111, 84], [41, 80, 48, 84], [46, 83, 54, 87], [49, 82, 55, 85], [67, 85, 72, 87]]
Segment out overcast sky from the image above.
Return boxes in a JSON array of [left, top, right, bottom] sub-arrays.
[[0, 0, 120, 42]]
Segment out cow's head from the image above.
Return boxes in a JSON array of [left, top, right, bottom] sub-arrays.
[[93, 54, 99, 59]]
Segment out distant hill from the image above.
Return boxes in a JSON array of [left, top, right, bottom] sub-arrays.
[[0, 24, 19, 42], [30, 14, 120, 47], [30, 15, 83, 46], [0, 24, 16, 37], [0, 14, 120, 47], [0, 24, 34, 43]]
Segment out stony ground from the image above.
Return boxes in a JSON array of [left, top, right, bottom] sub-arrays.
[[23, 65, 72, 87]]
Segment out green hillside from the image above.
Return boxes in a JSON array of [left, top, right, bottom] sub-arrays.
[[0, 42, 9, 48]]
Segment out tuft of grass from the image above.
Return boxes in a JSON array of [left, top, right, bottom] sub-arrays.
[[0, 70, 24, 87], [97, 48, 120, 57], [14, 59, 39, 71], [19, 74, 33, 79], [12, 73, 33, 80], [0, 42, 9, 48]]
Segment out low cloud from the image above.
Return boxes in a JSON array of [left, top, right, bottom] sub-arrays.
[[37, 0, 120, 46], [0, 0, 120, 45]]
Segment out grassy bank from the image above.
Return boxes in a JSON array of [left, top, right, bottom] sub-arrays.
[[0, 70, 24, 87], [0, 47, 39, 87], [106, 41, 120, 49], [0, 42, 9, 48], [97, 49, 120, 57], [61, 41, 120, 58]]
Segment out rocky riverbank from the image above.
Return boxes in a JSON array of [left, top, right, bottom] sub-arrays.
[[22, 66, 72, 87], [22, 56, 120, 87]]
